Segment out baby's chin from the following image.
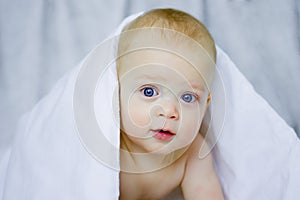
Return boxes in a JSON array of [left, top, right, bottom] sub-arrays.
[[142, 140, 190, 158]]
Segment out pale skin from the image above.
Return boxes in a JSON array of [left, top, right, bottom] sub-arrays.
[[118, 33, 224, 200], [120, 134, 224, 200]]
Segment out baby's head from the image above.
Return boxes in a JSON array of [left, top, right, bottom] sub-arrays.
[[117, 8, 216, 155]]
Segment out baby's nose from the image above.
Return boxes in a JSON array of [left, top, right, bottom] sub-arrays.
[[156, 100, 179, 120]]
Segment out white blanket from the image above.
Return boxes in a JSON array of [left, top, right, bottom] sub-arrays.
[[1, 12, 299, 200]]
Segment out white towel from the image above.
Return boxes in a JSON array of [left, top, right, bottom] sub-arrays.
[[1, 11, 299, 200]]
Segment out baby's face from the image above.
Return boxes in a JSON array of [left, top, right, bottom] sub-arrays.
[[118, 35, 215, 154]]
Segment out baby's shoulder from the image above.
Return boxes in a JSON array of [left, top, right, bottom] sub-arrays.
[[180, 134, 224, 199], [183, 133, 215, 178]]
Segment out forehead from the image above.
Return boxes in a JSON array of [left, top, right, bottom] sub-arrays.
[[117, 29, 215, 89], [119, 49, 205, 85]]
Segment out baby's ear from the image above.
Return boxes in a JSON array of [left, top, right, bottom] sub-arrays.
[[206, 93, 211, 106]]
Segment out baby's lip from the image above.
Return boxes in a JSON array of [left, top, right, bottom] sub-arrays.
[[151, 128, 176, 141], [151, 128, 176, 135]]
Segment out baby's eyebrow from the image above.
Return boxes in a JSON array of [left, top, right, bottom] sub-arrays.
[[142, 74, 167, 81], [186, 80, 206, 92], [189, 86, 206, 97], [136, 74, 206, 88], [134, 74, 168, 84]]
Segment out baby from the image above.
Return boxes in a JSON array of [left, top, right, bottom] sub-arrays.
[[117, 9, 224, 200]]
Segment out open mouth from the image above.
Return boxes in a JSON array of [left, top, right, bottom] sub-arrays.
[[152, 129, 175, 141]]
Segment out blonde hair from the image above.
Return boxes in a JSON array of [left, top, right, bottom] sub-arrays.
[[121, 8, 216, 62]]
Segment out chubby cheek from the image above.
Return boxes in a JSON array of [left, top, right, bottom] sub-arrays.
[[120, 94, 152, 136], [177, 107, 204, 146]]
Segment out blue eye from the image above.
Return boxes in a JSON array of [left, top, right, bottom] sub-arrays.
[[141, 87, 158, 97], [181, 93, 197, 103]]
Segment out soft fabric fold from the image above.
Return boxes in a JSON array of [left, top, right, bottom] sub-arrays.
[[0, 11, 299, 200]]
